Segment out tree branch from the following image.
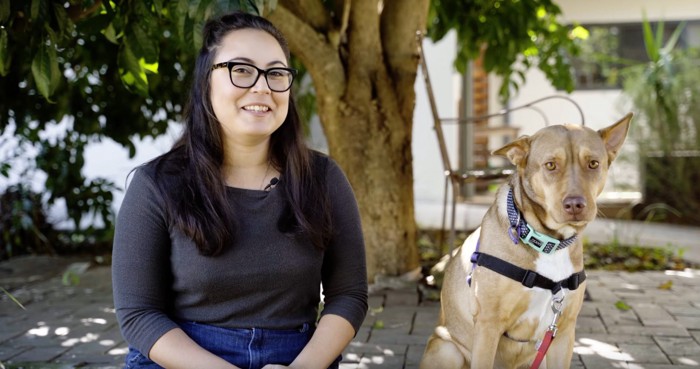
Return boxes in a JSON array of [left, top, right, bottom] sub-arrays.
[[266, 4, 345, 108], [345, 0, 381, 101], [381, 0, 430, 122], [66, 0, 104, 22], [279, 0, 332, 32]]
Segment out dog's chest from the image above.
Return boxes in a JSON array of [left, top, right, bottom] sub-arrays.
[[509, 251, 575, 337], [534, 248, 575, 282]]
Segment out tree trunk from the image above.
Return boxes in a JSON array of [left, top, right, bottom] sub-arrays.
[[268, 0, 429, 281]]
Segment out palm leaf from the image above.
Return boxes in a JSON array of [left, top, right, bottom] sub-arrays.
[[661, 21, 686, 55], [641, 13, 659, 62]]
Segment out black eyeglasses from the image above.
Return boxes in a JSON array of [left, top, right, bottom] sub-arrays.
[[211, 62, 297, 92]]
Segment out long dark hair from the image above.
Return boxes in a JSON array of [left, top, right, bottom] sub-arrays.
[[149, 12, 331, 256]]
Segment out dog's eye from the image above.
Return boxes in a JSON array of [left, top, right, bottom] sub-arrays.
[[544, 162, 557, 171], [589, 160, 600, 169]]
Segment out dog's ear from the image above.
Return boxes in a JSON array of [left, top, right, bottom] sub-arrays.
[[493, 136, 530, 167], [598, 112, 633, 164]]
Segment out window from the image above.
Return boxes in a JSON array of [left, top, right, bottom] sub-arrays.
[[571, 20, 700, 90]]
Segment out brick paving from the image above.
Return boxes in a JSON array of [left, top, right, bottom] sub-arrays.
[[2, 256, 700, 369]]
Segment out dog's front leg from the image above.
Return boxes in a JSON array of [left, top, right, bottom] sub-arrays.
[[470, 319, 502, 368]]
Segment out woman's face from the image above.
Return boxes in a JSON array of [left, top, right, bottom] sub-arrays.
[[210, 29, 290, 146]]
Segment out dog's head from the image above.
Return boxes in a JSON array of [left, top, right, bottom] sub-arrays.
[[494, 113, 632, 233]]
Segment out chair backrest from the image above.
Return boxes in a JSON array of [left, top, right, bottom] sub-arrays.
[[416, 31, 586, 189]]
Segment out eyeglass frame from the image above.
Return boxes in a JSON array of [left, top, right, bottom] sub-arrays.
[[211, 61, 298, 92]]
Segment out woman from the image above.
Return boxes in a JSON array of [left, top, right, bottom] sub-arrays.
[[112, 12, 368, 369]]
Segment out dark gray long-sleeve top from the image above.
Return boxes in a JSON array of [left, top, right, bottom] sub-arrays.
[[112, 155, 368, 356]]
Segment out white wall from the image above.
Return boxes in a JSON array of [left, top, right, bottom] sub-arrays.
[[412, 32, 489, 229], [0, 119, 180, 228], [557, 0, 700, 24]]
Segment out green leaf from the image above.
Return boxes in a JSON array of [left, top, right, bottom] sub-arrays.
[[188, 0, 203, 18], [0, 162, 10, 177], [655, 19, 664, 56], [641, 14, 659, 62], [102, 22, 119, 44], [30, 0, 49, 23], [118, 40, 149, 96], [31, 38, 61, 101], [62, 270, 80, 286], [661, 21, 686, 55], [615, 300, 631, 311], [103, 0, 116, 15], [0, 28, 11, 76], [153, 0, 164, 15], [0, 0, 10, 23], [51, 2, 72, 37], [129, 21, 159, 63], [0, 287, 26, 310]]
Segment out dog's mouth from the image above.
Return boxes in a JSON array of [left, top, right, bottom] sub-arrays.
[[566, 219, 590, 227], [549, 212, 594, 232]]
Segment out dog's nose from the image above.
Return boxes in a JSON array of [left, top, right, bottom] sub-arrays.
[[563, 196, 587, 215]]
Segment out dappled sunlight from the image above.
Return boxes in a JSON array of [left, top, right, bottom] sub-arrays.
[[61, 332, 99, 347], [99, 339, 117, 346], [343, 342, 399, 367], [665, 268, 699, 278], [22, 315, 119, 352], [108, 346, 129, 356], [575, 337, 634, 361], [677, 357, 700, 366], [81, 317, 108, 325], [27, 325, 50, 337], [365, 355, 388, 364]]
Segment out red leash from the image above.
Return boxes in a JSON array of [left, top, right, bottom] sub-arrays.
[[530, 328, 556, 369], [529, 292, 564, 369]]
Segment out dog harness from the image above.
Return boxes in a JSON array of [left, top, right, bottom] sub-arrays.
[[468, 251, 586, 293]]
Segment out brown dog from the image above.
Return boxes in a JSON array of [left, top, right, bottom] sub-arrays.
[[420, 114, 632, 369]]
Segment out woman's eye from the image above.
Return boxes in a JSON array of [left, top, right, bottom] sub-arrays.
[[544, 162, 556, 171], [589, 160, 600, 169], [232, 67, 253, 74]]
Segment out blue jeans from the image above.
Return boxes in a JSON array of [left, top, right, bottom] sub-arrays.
[[124, 321, 341, 369]]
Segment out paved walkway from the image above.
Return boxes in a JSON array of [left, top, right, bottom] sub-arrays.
[[1, 255, 700, 369]]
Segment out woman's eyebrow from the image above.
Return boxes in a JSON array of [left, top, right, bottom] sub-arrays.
[[230, 57, 287, 67]]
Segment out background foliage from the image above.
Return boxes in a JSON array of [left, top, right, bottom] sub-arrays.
[[621, 19, 700, 225], [428, 0, 584, 98], [0, 0, 260, 255]]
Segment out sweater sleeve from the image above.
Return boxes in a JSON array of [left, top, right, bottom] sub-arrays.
[[112, 168, 179, 356], [320, 159, 368, 334]]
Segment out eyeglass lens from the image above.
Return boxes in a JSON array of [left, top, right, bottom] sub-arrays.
[[230, 64, 294, 92]]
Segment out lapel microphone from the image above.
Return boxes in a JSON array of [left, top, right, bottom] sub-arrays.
[[264, 177, 279, 191]]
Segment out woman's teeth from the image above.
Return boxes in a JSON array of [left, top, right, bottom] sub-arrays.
[[243, 105, 270, 112]]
